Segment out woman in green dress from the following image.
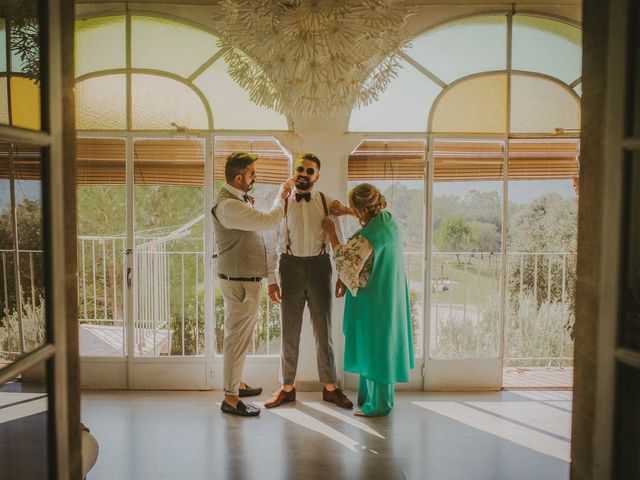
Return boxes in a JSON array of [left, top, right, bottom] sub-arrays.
[[322, 183, 414, 416]]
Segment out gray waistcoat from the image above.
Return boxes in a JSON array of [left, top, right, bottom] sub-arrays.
[[211, 187, 268, 278]]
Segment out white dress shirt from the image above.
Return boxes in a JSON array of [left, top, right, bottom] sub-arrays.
[[268, 189, 344, 284], [215, 183, 283, 232]]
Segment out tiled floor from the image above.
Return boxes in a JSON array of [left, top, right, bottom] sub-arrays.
[[82, 389, 572, 480]]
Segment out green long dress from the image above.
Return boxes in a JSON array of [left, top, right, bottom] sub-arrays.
[[343, 211, 415, 416]]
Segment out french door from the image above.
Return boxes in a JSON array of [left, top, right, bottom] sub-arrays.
[[78, 135, 214, 389], [423, 137, 507, 389]]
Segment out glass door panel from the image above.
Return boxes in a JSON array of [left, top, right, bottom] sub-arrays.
[[76, 138, 127, 357], [503, 139, 578, 388], [132, 138, 205, 358], [0, 143, 46, 366], [425, 139, 505, 389]]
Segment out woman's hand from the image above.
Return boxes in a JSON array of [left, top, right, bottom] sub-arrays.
[[321, 217, 336, 236], [329, 200, 349, 216]]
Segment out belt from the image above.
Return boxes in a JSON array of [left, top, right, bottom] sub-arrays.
[[218, 273, 262, 282]]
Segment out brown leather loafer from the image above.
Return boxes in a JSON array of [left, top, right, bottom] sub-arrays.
[[264, 387, 296, 408], [323, 388, 353, 409]]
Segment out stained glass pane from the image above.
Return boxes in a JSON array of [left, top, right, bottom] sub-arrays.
[[132, 74, 208, 130], [75, 75, 127, 130], [10, 77, 40, 130], [431, 74, 507, 133], [406, 15, 507, 84], [75, 16, 126, 78], [511, 74, 580, 134], [193, 59, 288, 130], [512, 16, 582, 84], [131, 16, 219, 78], [348, 59, 441, 132], [0, 78, 8, 124]]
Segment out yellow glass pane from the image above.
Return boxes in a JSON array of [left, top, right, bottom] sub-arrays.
[[348, 59, 441, 132], [0, 77, 8, 124], [132, 16, 219, 78], [10, 77, 41, 130], [75, 16, 126, 78], [193, 59, 288, 130], [431, 74, 507, 133], [132, 74, 208, 130], [75, 75, 127, 130], [511, 74, 580, 134]]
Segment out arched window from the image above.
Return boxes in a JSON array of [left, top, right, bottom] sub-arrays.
[[74, 14, 290, 131], [348, 14, 581, 135]]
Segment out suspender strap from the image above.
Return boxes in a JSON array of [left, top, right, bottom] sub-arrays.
[[319, 192, 329, 216], [284, 197, 292, 255], [318, 192, 329, 254]]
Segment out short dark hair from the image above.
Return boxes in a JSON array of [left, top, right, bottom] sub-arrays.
[[296, 153, 321, 170], [225, 152, 257, 183]]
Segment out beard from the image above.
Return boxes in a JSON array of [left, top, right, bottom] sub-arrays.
[[242, 180, 255, 192], [295, 177, 314, 190]]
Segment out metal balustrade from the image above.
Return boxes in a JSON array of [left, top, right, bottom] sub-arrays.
[[1, 240, 575, 369]]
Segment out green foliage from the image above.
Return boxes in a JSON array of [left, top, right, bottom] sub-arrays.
[[508, 193, 577, 335], [504, 293, 574, 367], [431, 298, 500, 358], [434, 216, 474, 256], [0, 298, 45, 361], [509, 193, 577, 253], [0, 199, 45, 315]]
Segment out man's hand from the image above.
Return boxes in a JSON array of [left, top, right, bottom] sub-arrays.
[[268, 283, 282, 303], [335, 279, 346, 298], [279, 178, 294, 200], [329, 200, 349, 216]]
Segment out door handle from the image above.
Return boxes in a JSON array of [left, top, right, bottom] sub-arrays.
[[127, 267, 132, 289]]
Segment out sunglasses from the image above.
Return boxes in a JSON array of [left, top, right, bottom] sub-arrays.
[[296, 166, 316, 175]]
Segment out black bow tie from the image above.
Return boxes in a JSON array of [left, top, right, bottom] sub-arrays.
[[295, 192, 311, 202]]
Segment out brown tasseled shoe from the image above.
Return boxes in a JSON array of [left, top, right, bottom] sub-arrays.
[[323, 387, 353, 409]]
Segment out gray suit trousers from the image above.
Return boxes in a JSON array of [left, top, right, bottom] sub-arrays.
[[279, 253, 337, 385]]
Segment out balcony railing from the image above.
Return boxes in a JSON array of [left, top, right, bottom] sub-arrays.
[[1, 239, 575, 370]]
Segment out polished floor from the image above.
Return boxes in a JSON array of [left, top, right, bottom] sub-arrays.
[[502, 367, 573, 388], [81, 389, 571, 480]]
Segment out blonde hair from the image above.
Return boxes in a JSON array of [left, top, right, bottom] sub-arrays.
[[349, 183, 387, 223]]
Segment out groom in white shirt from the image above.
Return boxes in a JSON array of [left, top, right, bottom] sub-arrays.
[[265, 153, 353, 409]]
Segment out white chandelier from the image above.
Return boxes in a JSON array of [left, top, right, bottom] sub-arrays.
[[217, 0, 413, 118]]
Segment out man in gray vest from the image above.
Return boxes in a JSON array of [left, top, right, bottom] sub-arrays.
[[212, 152, 293, 416], [265, 153, 353, 409]]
